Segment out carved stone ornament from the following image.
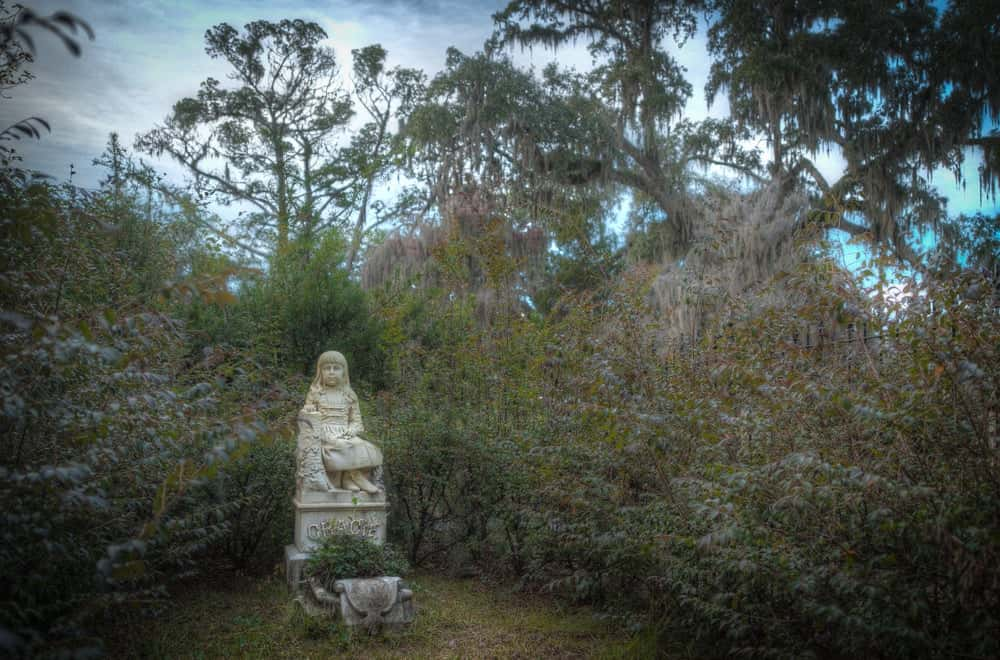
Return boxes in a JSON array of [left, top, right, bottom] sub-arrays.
[[302, 577, 415, 633]]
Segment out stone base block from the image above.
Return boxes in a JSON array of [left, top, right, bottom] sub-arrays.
[[293, 493, 389, 552], [285, 544, 310, 590]]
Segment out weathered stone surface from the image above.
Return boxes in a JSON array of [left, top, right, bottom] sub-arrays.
[[314, 577, 414, 632], [284, 352, 414, 634], [293, 494, 389, 552], [296, 351, 384, 500], [286, 479, 391, 584], [285, 544, 309, 590]]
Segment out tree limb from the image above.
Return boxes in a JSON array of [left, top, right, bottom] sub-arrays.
[[692, 155, 767, 185], [153, 183, 270, 259]]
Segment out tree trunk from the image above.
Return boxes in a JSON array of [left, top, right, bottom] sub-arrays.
[[274, 126, 290, 251], [345, 112, 389, 272], [346, 182, 372, 273]]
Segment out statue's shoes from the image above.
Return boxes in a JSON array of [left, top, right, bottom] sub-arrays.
[[349, 470, 380, 494]]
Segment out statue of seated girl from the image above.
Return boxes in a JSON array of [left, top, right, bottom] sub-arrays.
[[297, 351, 382, 496]]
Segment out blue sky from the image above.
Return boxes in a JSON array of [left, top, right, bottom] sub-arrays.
[[5, 0, 997, 230]]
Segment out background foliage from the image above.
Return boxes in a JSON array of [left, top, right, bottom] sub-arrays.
[[2, 1, 998, 658]]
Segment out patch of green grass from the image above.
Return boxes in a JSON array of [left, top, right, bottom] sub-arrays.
[[102, 572, 631, 659]]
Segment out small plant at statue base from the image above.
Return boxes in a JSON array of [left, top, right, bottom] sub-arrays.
[[305, 533, 409, 590]]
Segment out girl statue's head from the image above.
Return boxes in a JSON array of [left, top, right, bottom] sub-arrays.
[[310, 350, 350, 392]]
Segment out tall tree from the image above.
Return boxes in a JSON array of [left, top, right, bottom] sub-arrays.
[[341, 44, 425, 273], [932, 0, 1000, 199], [490, 0, 998, 266], [706, 0, 1000, 262], [402, 48, 548, 209], [136, 19, 353, 252], [491, 0, 761, 251]]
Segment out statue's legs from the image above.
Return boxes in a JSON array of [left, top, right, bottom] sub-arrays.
[[343, 470, 379, 495], [341, 471, 362, 492]]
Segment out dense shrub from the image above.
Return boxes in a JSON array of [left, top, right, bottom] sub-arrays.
[[184, 232, 384, 384], [0, 177, 290, 655], [305, 533, 409, 588], [372, 290, 541, 569], [374, 258, 1000, 657], [169, 346, 303, 571], [211, 433, 296, 569]]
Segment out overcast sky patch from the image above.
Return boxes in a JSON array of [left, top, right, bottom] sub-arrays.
[[4, 0, 995, 219]]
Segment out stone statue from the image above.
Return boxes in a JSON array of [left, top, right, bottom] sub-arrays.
[[287, 350, 389, 582], [297, 351, 382, 495]]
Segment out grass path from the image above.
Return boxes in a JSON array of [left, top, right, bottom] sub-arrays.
[[103, 572, 633, 658]]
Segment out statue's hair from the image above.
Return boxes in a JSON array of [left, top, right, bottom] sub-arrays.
[[307, 350, 358, 404]]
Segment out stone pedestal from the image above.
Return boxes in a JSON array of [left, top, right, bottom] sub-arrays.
[[294, 489, 389, 551], [285, 489, 389, 589]]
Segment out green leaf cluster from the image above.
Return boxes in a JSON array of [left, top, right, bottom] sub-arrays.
[[305, 533, 409, 589]]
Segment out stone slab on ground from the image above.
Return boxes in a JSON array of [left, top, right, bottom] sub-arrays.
[[334, 577, 414, 630]]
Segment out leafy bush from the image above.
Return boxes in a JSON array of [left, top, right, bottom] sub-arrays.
[[0, 172, 286, 655], [183, 231, 384, 384], [169, 347, 302, 571], [305, 534, 409, 589], [372, 256, 1000, 658], [371, 289, 541, 569], [212, 435, 296, 569]]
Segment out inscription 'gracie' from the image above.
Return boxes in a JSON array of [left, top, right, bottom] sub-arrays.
[[307, 515, 380, 541]]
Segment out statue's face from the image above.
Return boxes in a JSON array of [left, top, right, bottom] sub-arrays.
[[321, 361, 344, 387]]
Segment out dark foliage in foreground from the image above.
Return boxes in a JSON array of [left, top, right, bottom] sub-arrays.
[[0, 155, 372, 655]]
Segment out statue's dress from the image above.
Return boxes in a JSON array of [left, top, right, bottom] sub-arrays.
[[312, 389, 382, 473]]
